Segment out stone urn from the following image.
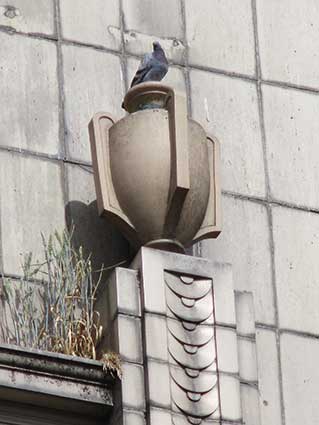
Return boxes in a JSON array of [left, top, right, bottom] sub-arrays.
[[89, 82, 221, 253]]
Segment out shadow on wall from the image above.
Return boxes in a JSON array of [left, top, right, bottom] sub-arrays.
[[0, 202, 131, 344], [65, 200, 132, 285]]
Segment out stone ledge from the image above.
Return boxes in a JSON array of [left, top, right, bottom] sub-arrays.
[[0, 344, 115, 417]]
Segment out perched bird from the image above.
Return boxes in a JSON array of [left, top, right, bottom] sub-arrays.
[[130, 41, 168, 87]]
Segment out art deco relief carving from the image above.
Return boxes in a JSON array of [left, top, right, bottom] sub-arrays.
[[164, 271, 220, 424]]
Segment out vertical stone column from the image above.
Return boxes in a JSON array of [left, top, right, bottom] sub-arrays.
[[99, 247, 243, 425]]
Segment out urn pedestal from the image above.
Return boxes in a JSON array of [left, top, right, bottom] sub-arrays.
[[89, 82, 221, 252]]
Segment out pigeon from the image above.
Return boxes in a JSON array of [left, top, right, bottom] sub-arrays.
[[130, 41, 168, 88]]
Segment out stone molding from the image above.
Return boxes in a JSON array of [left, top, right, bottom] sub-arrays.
[[0, 343, 114, 418]]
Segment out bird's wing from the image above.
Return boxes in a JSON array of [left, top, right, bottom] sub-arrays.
[[130, 53, 153, 87]]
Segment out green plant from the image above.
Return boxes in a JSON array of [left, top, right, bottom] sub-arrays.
[[2, 229, 122, 378]]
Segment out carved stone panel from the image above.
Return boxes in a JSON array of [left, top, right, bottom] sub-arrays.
[[164, 272, 220, 424], [128, 248, 231, 425]]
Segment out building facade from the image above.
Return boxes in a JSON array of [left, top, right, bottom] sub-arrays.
[[1, 1, 319, 424]]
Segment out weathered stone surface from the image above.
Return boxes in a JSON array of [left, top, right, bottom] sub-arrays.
[[281, 333, 319, 425], [147, 360, 171, 409], [123, 409, 145, 425], [191, 70, 265, 197], [235, 291, 256, 336], [106, 268, 141, 320], [257, 0, 319, 87], [0, 400, 103, 425], [272, 206, 319, 333], [240, 384, 261, 425], [122, 0, 184, 62], [114, 314, 143, 364], [185, 0, 255, 75], [144, 313, 168, 362], [0, 344, 113, 416], [0, 0, 55, 35], [149, 407, 171, 425], [237, 337, 257, 382], [256, 329, 282, 425], [60, 0, 121, 51], [0, 33, 59, 154], [215, 327, 239, 374], [219, 374, 242, 422], [212, 263, 236, 327], [0, 152, 65, 275], [121, 362, 145, 410], [63, 45, 124, 162], [1, 2, 319, 424], [263, 84, 319, 208], [201, 196, 275, 325], [122, 0, 182, 38]]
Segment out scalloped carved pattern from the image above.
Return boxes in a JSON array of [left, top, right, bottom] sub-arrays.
[[164, 272, 220, 424]]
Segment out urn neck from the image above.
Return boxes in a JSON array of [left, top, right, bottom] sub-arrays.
[[122, 82, 173, 113], [145, 239, 185, 254]]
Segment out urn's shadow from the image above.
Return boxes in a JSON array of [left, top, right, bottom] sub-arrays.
[[65, 200, 131, 286]]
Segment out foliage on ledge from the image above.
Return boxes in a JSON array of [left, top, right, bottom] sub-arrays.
[[1, 228, 122, 379]]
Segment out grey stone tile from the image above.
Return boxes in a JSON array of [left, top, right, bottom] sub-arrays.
[[123, 409, 145, 425], [237, 337, 257, 382], [212, 263, 236, 327], [149, 408, 171, 425], [256, 328, 282, 425], [62, 45, 124, 163], [240, 384, 261, 425], [0, 152, 65, 275], [0, 33, 59, 155], [272, 206, 319, 333], [114, 314, 142, 364], [235, 291, 255, 336], [263, 84, 319, 208], [202, 196, 275, 325], [147, 360, 171, 409], [132, 249, 167, 315], [98, 313, 142, 363], [257, 0, 319, 88], [190, 70, 266, 198], [219, 374, 242, 422], [66, 164, 129, 283], [122, 0, 182, 39], [185, 0, 255, 75], [281, 333, 319, 425], [126, 57, 186, 93], [107, 268, 140, 320], [121, 362, 145, 410], [60, 0, 121, 51], [0, 0, 55, 35], [215, 327, 239, 374], [122, 0, 184, 63], [144, 313, 168, 362]]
